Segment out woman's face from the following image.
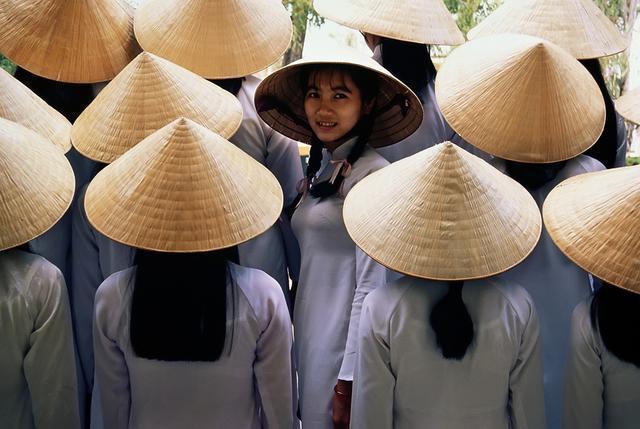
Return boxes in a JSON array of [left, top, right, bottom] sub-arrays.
[[304, 69, 366, 150]]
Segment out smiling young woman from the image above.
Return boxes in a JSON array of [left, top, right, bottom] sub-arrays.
[[255, 48, 422, 429]]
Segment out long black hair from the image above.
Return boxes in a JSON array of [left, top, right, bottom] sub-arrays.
[[300, 64, 379, 199], [209, 77, 244, 97], [380, 37, 436, 103], [504, 160, 568, 190], [580, 59, 620, 169], [590, 282, 640, 367], [429, 281, 474, 359], [130, 246, 239, 362]]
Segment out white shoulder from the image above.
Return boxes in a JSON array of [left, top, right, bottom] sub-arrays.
[[486, 276, 537, 323], [230, 263, 287, 322]]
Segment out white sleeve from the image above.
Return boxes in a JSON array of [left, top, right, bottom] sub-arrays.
[[253, 278, 294, 429], [351, 296, 394, 429], [338, 246, 387, 380], [508, 296, 546, 429], [23, 263, 80, 429], [93, 281, 131, 429], [562, 302, 603, 429], [263, 125, 304, 208]]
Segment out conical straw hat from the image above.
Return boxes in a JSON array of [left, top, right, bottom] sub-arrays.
[[71, 52, 243, 164], [134, 0, 292, 79], [615, 87, 640, 125], [313, 0, 464, 46], [343, 142, 541, 281], [255, 46, 423, 148], [0, 118, 75, 251], [85, 118, 283, 252], [543, 165, 640, 294], [0, 0, 140, 83], [467, 0, 627, 59], [435, 34, 605, 163], [0, 68, 72, 153]]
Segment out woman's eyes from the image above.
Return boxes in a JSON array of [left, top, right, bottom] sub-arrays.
[[305, 91, 348, 100]]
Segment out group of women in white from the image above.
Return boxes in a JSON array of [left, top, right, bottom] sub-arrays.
[[0, 0, 638, 428]]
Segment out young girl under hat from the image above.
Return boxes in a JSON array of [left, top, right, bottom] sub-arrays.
[[0, 118, 79, 429], [345, 142, 545, 429], [542, 165, 640, 429], [90, 118, 293, 429], [255, 47, 423, 429]]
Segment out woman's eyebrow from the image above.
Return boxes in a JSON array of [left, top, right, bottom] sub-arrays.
[[330, 85, 352, 93]]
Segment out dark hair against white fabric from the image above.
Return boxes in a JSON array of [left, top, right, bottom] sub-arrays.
[[380, 38, 436, 104], [580, 59, 621, 169], [590, 282, 640, 368], [429, 281, 474, 360], [209, 77, 244, 97], [130, 247, 239, 362]]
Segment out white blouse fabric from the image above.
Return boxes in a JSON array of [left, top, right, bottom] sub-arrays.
[[93, 263, 293, 429], [232, 75, 304, 298], [352, 275, 545, 429], [492, 155, 605, 429], [563, 300, 640, 429], [0, 249, 80, 429], [291, 138, 389, 428]]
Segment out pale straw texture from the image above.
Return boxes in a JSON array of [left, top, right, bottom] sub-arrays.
[[71, 52, 243, 164], [134, 0, 292, 78], [435, 34, 605, 163], [314, 0, 464, 45], [0, 118, 75, 251], [255, 47, 423, 147], [85, 118, 283, 252], [615, 86, 640, 125], [343, 142, 541, 280], [467, 0, 627, 59], [0, 0, 139, 83], [543, 165, 640, 294], [0, 68, 71, 153]]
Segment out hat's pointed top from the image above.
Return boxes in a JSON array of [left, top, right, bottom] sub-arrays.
[[71, 52, 243, 164], [85, 118, 283, 252], [343, 142, 542, 281], [468, 0, 627, 59]]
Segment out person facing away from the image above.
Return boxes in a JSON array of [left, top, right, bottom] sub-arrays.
[[254, 47, 424, 429], [0, 118, 80, 429], [541, 165, 640, 429], [90, 118, 293, 429]]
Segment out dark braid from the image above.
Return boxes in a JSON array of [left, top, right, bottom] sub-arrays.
[[308, 118, 374, 199], [429, 281, 474, 360]]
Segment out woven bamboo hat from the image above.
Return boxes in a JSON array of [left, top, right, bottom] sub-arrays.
[[0, 118, 75, 251], [85, 118, 283, 252], [71, 52, 243, 164], [467, 0, 627, 59], [313, 0, 464, 46], [615, 87, 640, 125], [543, 165, 640, 293], [0, 68, 72, 153], [435, 34, 605, 163], [343, 142, 541, 280], [134, 0, 292, 79], [0, 0, 139, 83], [255, 47, 423, 148]]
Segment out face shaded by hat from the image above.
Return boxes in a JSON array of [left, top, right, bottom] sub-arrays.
[[134, 0, 292, 79], [543, 165, 640, 294], [313, 0, 464, 46], [0, 0, 140, 83], [85, 118, 283, 253], [0, 118, 75, 251], [343, 142, 541, 280], [436, 33, 605, 163], [467, 0, 627, 59], [255, 47, 423, 148], [71, 52, 243, 164]]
